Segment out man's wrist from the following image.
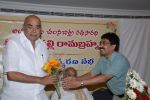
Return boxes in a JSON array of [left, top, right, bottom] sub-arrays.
[[80, 81, 85, 87]]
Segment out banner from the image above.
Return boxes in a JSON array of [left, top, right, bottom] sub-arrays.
[[0, 15, 119, 75]]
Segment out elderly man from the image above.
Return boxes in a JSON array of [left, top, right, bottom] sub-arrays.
[[1, 15, 58, 100]]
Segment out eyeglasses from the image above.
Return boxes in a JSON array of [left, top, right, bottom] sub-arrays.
[[24, 24, 41, 30], [99, 41, 111, 45]]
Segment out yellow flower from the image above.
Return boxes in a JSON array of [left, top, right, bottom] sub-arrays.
[[42, 58, 61, 75], [42, 57, 62, 98], [49, 58, 61, 68]]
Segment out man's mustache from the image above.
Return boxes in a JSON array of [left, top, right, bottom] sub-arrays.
[[95, 46, 105, 50], [99, 47, 105, 50]]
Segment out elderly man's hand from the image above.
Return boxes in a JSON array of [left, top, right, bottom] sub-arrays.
[[40, 75, 58, 85], [62, 77, 81, 89]]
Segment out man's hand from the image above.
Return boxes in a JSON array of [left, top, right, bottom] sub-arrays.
[[62, 77, 80, 89], [40, 75, 58, 85]]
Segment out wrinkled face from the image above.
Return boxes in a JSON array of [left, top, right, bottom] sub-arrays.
[[99, 39, 116, 57], [23, 16, 42, 43], [65, 69, 76, 78]]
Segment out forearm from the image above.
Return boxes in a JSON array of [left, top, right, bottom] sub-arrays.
[[76, 72, 96, 81], [7, 71, 43, 84], [81, 74, 112, 86]]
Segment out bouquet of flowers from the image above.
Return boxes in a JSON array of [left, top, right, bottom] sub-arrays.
[[126, 69, 150, 100], [42, 58, 62, 99]]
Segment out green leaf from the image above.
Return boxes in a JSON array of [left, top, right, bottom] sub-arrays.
[[51, 68, 58, 75]]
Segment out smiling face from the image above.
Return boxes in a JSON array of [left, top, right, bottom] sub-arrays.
[[65, 67, 77, 78], [99, 33, 119, 58], [99, 38, 116, 58], [23, 15, 42, 44]]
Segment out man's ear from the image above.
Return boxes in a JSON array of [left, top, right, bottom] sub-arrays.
[[112, 44, 116, 50], [22, 24, 25, 31]]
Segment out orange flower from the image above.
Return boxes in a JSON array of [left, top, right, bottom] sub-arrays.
[[49, 59, 61, 68], [42, 58, 61, 75], [42, 58, 62, 98]]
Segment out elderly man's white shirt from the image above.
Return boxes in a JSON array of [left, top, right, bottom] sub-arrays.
[[1, 32, 48, 100], [51, 88, 94, 100]]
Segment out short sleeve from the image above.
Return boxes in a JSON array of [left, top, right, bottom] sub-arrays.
[[104, 56, 130, 78], [91, 58, 102, 74], [3, 40, 19, 72]]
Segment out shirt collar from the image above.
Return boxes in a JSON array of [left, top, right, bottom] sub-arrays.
[[109, 52, 117, 61], [20, 31, 41, 46], [103, 52, 117, 62]]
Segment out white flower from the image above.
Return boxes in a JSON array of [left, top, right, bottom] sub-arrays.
[[129, 78, 138, 88], [140, 80, 146, 85], [127, 89, 136, 99], [127, 70, 131, 76], [126, 69, 150, 100], [132, 70, 141, 81], [148, 87, 150, 94], [136, 83, 144, 92]]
